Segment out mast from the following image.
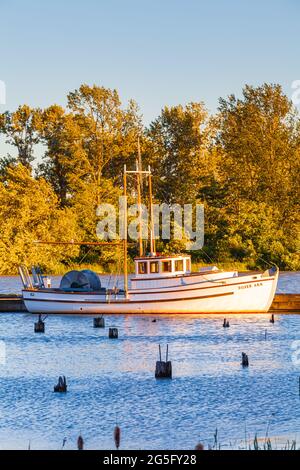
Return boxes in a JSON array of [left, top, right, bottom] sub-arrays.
[[138, 136, 143, 191], [124, 165, 154, 257], [136, 138, 143, 257], [148, 165, 156, 255], [123, 165, 128, 298]]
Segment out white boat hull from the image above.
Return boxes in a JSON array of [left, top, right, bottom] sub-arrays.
[[22, 270, 278, 315]]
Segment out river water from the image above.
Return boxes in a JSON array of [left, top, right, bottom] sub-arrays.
[[0, 272, 299, 450]]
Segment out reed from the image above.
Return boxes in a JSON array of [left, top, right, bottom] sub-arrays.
[[202, 429, 299, 450]]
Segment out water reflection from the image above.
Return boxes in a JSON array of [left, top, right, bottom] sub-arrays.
[[0, 309, 299, 449]]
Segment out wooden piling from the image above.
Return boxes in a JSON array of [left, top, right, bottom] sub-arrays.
[[155, 344, 172, 378], [34, 314, 45, 333], [223, 318, 230, 328], [241, 352, 249, 367], [77, 435, 84, 450], [114, 425, 121, 450], [54, 375, 67, 393], [109, 327, 118, 339], [270, 314, 275, 323], [93, 317, 105, 328]]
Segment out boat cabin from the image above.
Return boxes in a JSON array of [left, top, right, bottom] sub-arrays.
[[134, 255, 191, 277], [130, 254, 192, 290]]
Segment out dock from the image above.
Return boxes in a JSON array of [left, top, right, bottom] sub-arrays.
[[0, 294, 26, 312], [0, 293, 299, 313], [270, 294, 300, 313]]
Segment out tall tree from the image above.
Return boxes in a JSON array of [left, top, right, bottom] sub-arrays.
[[66, 84, 142, 203], [211, 83, 300, 268], [147, 103, 214, 205], [0, 163, 80, 274], [37, 105, 81, 206], [217, 84, 299, 219], [0, 105, 41, 168]]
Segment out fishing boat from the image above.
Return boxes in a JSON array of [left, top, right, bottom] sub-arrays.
[[19, 165, 279, 315]]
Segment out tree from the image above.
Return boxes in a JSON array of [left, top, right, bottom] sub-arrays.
[[207, 83, 300, 268], [66, 84, 142, 202], [0, 105, 41, 168], [217, 84, 299, 219], [0, 163, 80, 274], [147, 102, 214, 205], [37, 105, 82, 206]]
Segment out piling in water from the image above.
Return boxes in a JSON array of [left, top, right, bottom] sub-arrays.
[[109, 327, 118, 339], [241, 352, 249, 367], [34, 314, 45, 333], [93, 317, 105, 328], [114, 425, 121, 449], [77, 435, 84, 450], [223, 318, 230, 328], [155, 344, 172, 379], [270, 314, 275, 324], [54, 375, 67, 393]]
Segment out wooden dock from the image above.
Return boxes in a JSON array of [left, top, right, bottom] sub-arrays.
[[0, 293, 299, 313], [270, 294, 300, 313], [0, 294, 26, 312]]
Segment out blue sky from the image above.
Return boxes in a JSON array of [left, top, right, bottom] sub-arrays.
[[0, 0, 299, 129]]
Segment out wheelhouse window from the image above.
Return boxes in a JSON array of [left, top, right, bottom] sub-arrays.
[[185, 258, 191, 271], [150, 261, 159, 273], [138, 262, 148, 274], [175, 260, 184, 271], [162, 260, 172, 273]]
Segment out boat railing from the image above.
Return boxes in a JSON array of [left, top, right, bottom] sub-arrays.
[[18, 264, 33, 289], [31, 265, 46, 288]]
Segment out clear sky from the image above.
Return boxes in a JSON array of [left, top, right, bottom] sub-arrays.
[[0, 0, 299, 126]]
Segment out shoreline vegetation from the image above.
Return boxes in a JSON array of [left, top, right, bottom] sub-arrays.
[[0, 83, 299, 275]]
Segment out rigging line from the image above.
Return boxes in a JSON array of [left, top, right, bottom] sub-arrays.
[[107, 273, 112, 290], [199, 248, 216, 265], [256, 255, 277, 269], [112, 247, 121, 290], [200, 275, 229, 284], [77, 246, 94, 265], [194, 247, 225, 272]]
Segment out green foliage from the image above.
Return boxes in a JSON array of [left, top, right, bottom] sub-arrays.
[[146, 102, 213, 205], [0, 105, 42, 168], [203, 83, 300, 269], [0, 164, 80, 274], [0, 83, 299, 273]]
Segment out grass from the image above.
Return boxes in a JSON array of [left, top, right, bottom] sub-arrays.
[[198, 429, 299, 450]]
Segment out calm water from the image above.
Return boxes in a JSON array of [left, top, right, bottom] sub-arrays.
[[0, 272, 299, 450]]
